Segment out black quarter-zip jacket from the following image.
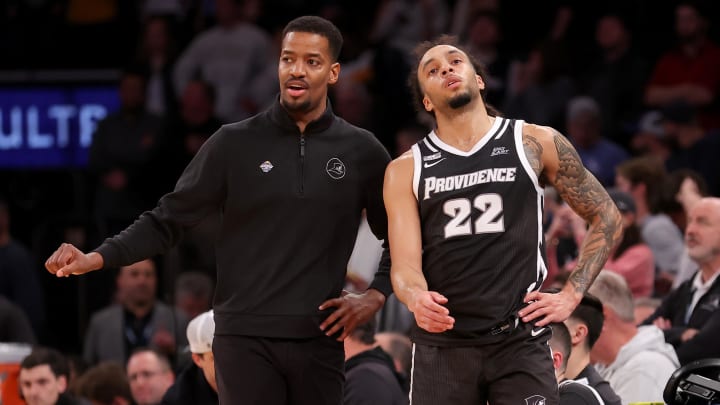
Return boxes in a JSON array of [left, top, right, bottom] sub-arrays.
[[95, 99, 392, 338]]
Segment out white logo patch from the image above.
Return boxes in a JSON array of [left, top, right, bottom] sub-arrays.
[[423, 152, 443, 161], [326, 158, 346, 179], [491, 146, 509, 156], [259, 161, 274, 173], [423, 158, 446, 169], [530, 327, 547, 337]]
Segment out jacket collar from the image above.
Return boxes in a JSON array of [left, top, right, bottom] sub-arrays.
[[268, 95, 335, 134]]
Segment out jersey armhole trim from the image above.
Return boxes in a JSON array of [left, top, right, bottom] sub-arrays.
[[411, 144, 422, 201]]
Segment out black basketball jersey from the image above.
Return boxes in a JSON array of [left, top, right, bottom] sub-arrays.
[[411, 117, 547, 345]]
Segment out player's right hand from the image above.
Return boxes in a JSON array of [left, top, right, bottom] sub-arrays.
[[409, 291, 455, 333], [45, 243, 103, 277]]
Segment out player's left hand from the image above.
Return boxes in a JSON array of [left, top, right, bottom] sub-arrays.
[[318, 289, 386, 341], [519, 288, 581, 327]]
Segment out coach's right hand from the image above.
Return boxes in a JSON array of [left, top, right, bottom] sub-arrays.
[[409, 290, 455, 333], [45, 243, 104, 277]]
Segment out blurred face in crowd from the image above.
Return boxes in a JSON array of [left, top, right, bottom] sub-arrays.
[[685, 198, 720, 266], [117, 259, 157, 306], [596, 15, 627, 51], [127, 351, 174, 405], [19, 365, 67, 405], [181, 81, 214, 125], [144, 17, 170, 55], [676, 4, 706, 42], [120, 74, 146, 113], [278, 31, 339, 120], [192, 351, 217, 392]]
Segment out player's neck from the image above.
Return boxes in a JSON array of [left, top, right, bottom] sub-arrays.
[[434, 103, 494, 152]]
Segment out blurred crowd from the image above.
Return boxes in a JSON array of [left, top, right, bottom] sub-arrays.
[[2, 0, 720, 404]]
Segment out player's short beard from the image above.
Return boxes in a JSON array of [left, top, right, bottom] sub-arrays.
[[448, 91, 473, 110]]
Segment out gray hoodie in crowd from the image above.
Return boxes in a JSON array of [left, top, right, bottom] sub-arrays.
[[595, 325, 679, 405]]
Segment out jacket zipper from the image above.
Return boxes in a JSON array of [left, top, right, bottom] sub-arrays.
[[299, 134, 306, 196]]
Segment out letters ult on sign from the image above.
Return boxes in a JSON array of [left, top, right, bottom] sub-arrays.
[[0, 105, 107, 149], [0, 87, 119, 168]]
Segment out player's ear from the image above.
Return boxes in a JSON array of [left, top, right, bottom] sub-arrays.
[[476, 74, 485, 90], [423, 95, 434, 113]]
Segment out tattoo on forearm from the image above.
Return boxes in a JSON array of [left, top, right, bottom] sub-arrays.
[[522, 134, 543, 180], [552, 132, 623, 294]]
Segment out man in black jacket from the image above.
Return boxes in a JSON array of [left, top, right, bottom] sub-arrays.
[[46, 16, 392, 405], [642, 197, 720, 365], [162, 310, 218, 405], [344, 318, 408, 405]]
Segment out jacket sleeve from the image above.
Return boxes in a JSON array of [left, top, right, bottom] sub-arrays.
[[94, 127, 228, 268], [363, 139, 393, 297], [676, 309, 720, 365]]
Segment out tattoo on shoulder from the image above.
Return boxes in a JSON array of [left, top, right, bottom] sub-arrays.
[[522, 133, 543, 180], [551, 130, 621, 294]]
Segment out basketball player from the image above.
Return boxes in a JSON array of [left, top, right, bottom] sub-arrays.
[[383, 35, 622, 404]]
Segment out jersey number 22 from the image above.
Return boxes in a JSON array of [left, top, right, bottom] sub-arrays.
[[443, 193, 504, 238]]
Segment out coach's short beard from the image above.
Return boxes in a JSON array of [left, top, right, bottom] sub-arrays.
[[448, 91, 473, 109]]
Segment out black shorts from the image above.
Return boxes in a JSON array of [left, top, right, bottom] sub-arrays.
[[213, 335, 345, 405], [409, 323, 559, 405]]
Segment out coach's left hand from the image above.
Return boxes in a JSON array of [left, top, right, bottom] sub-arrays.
[[319, 289, 386, 341], [519, 286, 582, 327]]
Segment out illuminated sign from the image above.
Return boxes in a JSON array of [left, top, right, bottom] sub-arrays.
[[0, 87, 120, 168]]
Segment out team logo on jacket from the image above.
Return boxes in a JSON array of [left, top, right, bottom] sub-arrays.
[[524, 395, 546, 405], [326, 158, 346, 179], [259, 161, 274, 173]]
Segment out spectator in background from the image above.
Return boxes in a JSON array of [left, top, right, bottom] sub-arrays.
[[88, 68, 164, 236], [604, 189, 655, 298], [548, 322, 604, 405], [563, 294, 622, 405], [73, 362, 133, 405], [374, 331, 412, 383], [633, 297, 661, 325], [662, 100, 720, 197], [546, 189, 655, 299], [564, 96, 628, 187], [504, 40, 575, 131], [461, 11, 510, 107], [154, 79, 222, 285], [641, 198, 720, 365], [0, 295, 36, 343], [19, 347, 79, 405], [126, 348, 175, 405], [0, 198, 45, 336], [645, 1, 720, 131], [589, 270, 679, 404], [615, 156, 685, 290], [133, 15, 179, 117], [581, 13, 649, 147], [83, 259, 189, 366], [173, 0, 275, 122], [173, 272, 214, 320], [665, 169, 708, 288], [161, 310, 218, 405], [343, 318, 408, 405], [630, 110, 672, 162]]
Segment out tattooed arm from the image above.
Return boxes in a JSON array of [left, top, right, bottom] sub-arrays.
[[518, 124, 622, 326]]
